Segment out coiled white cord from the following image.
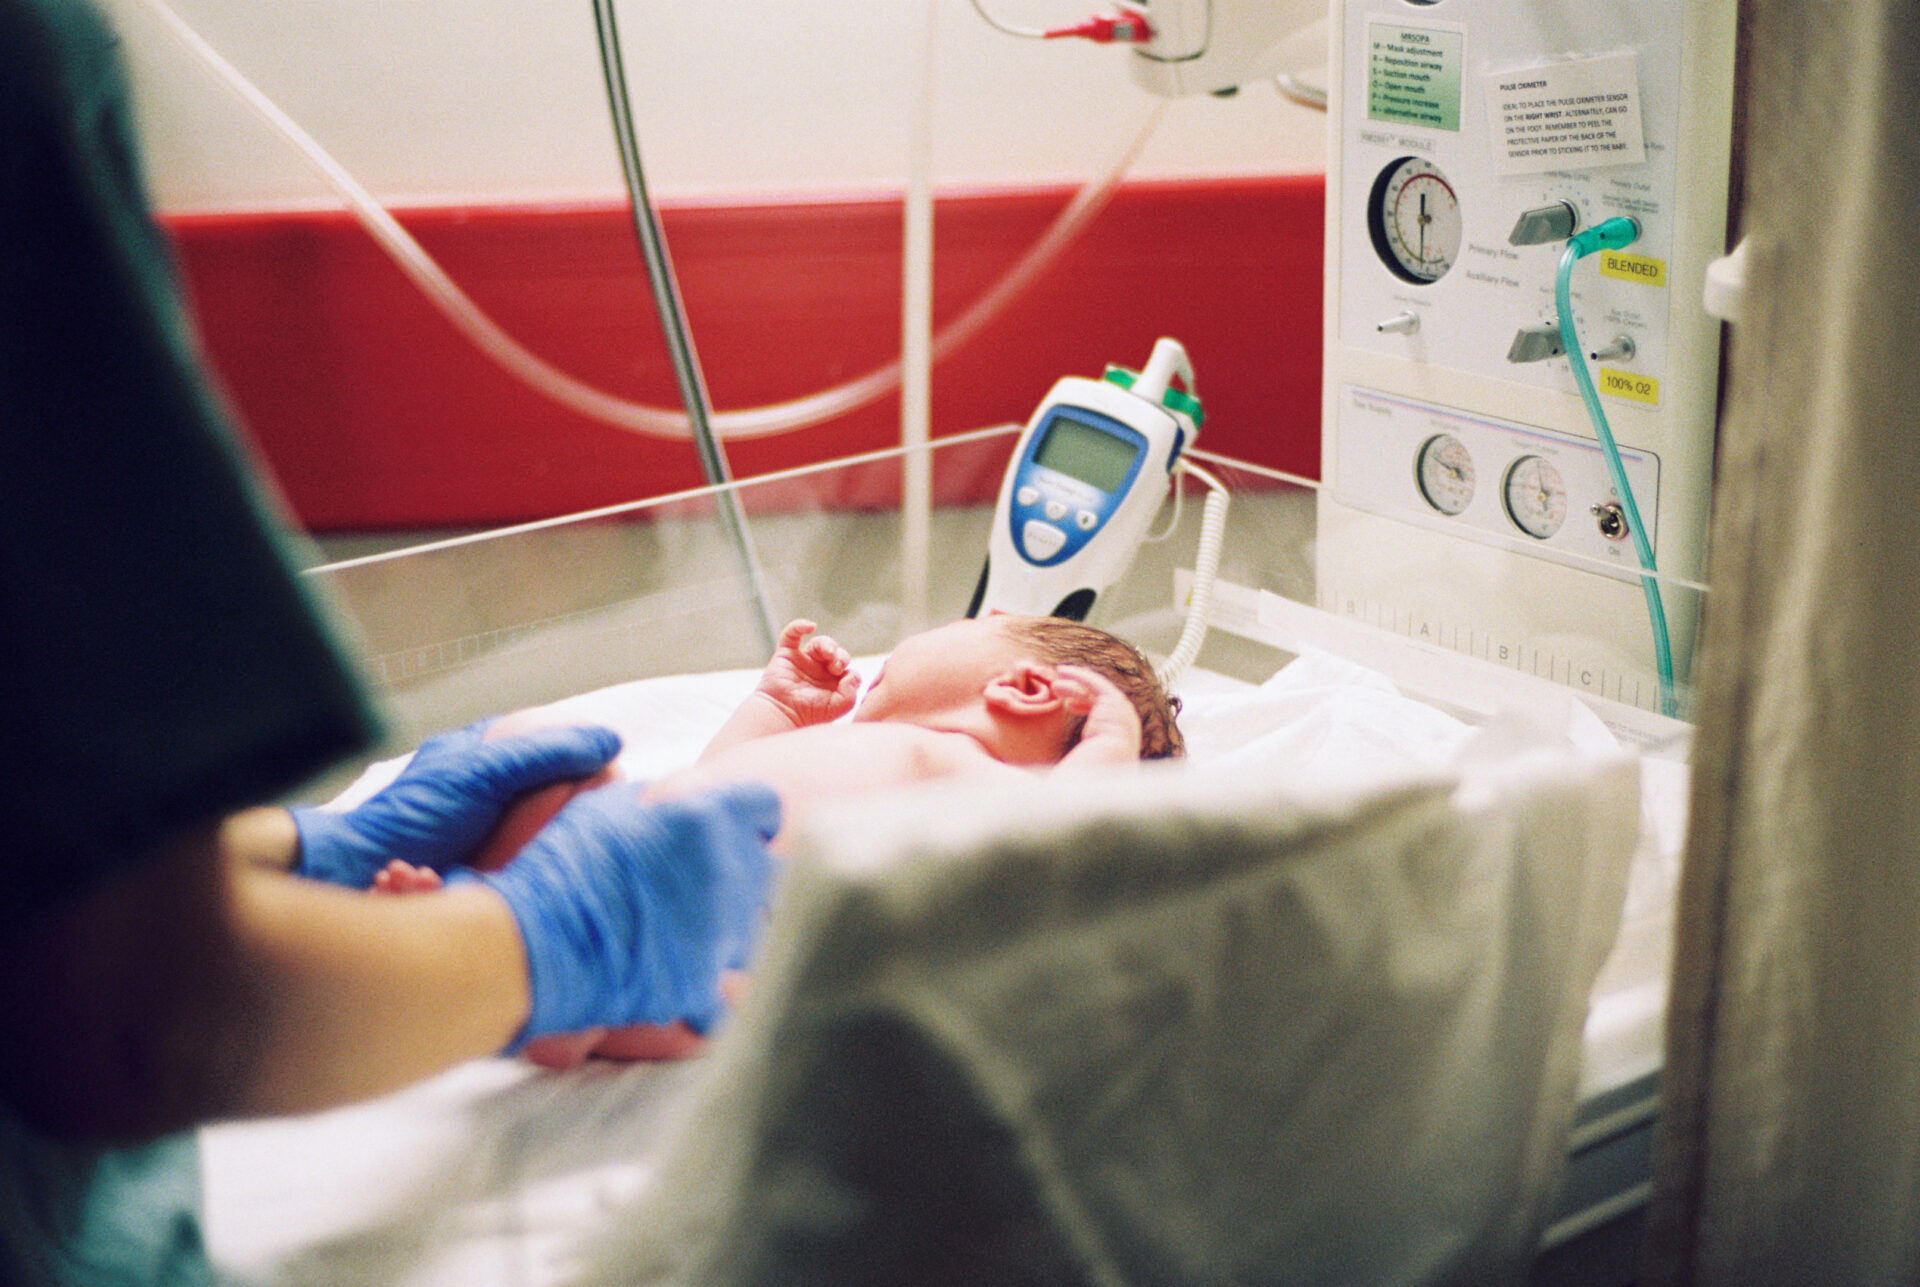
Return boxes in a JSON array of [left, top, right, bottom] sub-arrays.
[[1157, 458, 1229, 688]]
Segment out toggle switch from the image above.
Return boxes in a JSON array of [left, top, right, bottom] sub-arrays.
[[1376, 311, 1420, 335], [1508, 201, 1579, 246], [1507, 324, 1566, 363]]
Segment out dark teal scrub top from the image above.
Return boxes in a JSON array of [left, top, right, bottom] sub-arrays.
[[0, 0, 381, 1281]]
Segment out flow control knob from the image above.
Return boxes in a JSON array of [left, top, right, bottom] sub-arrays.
[[1507, 323, 1566, 363], [1508, 201, 1579, 246]]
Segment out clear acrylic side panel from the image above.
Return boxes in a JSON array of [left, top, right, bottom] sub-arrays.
[[300, 431, 1024, 792], [1111, 449, 1701, 750], [1077, 454, 1319, 687], [299, 430, 1693, 800]]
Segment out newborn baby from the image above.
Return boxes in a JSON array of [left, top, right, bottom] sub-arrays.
[[379, 613, 1184, 1066]]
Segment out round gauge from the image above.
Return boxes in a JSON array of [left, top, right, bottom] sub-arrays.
[[1415, 434, 1476, 516], [1503, 455, 1569, 540], [1367, 156, 1463, 285]]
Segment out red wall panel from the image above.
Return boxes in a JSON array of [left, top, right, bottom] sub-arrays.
[[165, 174, 1324, 532]]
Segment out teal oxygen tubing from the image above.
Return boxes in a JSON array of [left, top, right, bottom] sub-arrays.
[[1555, 217, 1679, 718]]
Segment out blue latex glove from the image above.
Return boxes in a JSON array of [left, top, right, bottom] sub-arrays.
[[290, 720, 623, 887], [452, 780, 780, 1047]]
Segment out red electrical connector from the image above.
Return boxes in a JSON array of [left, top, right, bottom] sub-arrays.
[[1044, 10, 1154, 42]]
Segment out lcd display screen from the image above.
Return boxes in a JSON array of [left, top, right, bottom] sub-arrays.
[[1032, 413, 1140, 494]]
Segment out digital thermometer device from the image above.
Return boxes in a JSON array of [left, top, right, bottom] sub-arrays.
[[969, 338, 1202, 621]]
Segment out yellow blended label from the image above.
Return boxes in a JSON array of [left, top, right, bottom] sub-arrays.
[[1600, 368, 1660, 404], [1601, 249, 1666, 286]]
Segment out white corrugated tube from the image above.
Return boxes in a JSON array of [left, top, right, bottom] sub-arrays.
[[1157, 458, 1229, 690]]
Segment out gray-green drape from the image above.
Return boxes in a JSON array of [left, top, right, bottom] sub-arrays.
[[1645, 0, 1920, 1282]]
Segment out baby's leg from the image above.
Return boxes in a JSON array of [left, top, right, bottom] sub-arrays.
[[468, 708, 619, 872], [585, 970, 750, 1060], [366, 858, 613, 1068], [365, 706, 760, 1068], [477, 706, 717, 1067]]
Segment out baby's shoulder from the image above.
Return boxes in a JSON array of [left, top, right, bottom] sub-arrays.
[[831, 720, 1000, 780], [907, 725, 1007, 777]]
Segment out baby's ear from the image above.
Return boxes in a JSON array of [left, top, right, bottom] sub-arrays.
[[982, 660, 1066, 718]]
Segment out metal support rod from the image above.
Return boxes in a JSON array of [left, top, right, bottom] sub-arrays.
[[591, 0, 779, 654], [899, 0, 936, 633]]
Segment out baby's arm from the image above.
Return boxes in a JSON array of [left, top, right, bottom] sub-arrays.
[[1054, 664, 1144, 771], [699, 619, 862, 762]]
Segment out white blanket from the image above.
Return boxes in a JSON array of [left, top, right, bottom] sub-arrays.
[[204, 652, 1646, 1287]]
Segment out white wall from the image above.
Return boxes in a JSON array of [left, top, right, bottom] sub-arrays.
[[99, 0, 1327, 213]]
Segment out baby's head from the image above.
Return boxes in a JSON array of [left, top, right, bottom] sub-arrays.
[[854, 614, 1184, 761], [996, 616, 1185, 760]]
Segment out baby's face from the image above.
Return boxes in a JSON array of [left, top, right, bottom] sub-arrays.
[[852, 615, 1028, 726]]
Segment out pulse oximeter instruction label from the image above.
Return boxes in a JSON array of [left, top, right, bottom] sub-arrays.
[[1367, 23, 1463, 132], [1485, 51, 1646, 174]]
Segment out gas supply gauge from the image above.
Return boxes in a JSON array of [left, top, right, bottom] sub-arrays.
[[1503, 454, 1569, 539], [1415, 433, 1475, 515], [1367, 156, 1462, 284]]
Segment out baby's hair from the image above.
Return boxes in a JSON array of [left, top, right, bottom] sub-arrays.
[[998, 616, 1186, 760]]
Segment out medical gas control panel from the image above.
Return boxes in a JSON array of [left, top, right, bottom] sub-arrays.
[[1333, 386, 1660, 579], [1338, 18, 1690, 400], [1318, 0, 1736, 712]]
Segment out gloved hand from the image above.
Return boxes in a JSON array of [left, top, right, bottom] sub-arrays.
[[452, 780, 781, 1048], [290, 720, 623, 888]]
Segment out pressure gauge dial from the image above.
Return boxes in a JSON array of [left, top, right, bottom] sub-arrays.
[[1368, 156, 1462, 284], [1415, 433, 1475, 515], [1503, 455, 1568, 539]]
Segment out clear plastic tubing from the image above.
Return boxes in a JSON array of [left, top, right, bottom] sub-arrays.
[[137, 0, 1167, 443], [1556, 220, 1678, 718]]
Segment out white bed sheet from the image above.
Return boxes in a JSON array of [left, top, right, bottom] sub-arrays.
[[203, 649, 1680, 1286]]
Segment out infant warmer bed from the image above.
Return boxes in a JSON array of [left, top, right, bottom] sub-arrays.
[[205, 437, 1685, 1285]]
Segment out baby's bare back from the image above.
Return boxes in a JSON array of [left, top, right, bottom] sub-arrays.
[[645, 720, 1011, 845]]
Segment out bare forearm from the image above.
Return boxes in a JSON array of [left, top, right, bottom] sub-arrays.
[[0, 823, 250, 1139], [221, 804, 301, 872], [697, 691, 806, 763], [0, 823, 529, 1142], [219, 808, 530, 1109], [227, 869, 529, 1115]]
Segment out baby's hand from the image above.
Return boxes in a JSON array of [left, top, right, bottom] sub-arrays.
[[1054, 664, 1143, 768], [757, 619, 862, 728]]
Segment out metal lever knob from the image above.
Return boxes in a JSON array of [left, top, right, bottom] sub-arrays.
[[1506, 324, 1566, 363], [1508, 201, 1579, 246]]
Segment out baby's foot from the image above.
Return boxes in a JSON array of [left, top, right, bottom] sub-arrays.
[[529, 972, 749, 1068], [372, 860, 443, 895], [522, 1029, 610, 1071]]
